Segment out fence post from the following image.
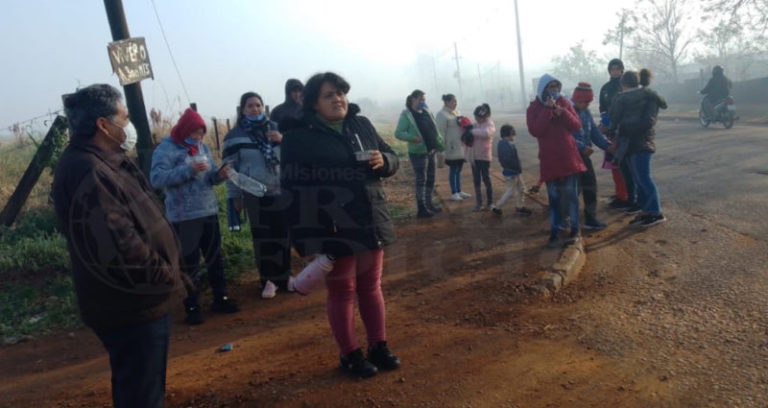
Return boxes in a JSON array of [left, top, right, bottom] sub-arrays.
[[226, 118, 231, 132], [212, 117, 221, 158], [0, 116, 68, 227]]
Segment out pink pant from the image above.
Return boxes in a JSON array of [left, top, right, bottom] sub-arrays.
[[325, 249, 387, 355]]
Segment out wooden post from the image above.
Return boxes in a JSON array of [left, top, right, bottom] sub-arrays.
[[0, 116, 68, 227], [190, 102, 197, 112], [212, 117, 221, 158], [226, 118, 231, 132], [104, 0, 153, 177]]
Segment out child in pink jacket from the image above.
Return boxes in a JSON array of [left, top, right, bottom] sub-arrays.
[[467, 103, 496, 211]]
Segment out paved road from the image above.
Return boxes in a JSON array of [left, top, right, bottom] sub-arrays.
[[489, 115, 768, 407]]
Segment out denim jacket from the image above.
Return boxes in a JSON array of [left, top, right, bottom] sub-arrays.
[[150, 137, 225, 223], [573, 106, 611, 152]]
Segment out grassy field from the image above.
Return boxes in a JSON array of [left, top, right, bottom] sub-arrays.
[[0, 121, 409, 339]]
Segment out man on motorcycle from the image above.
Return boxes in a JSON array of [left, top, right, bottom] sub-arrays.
[[700, 65, 732, 119]]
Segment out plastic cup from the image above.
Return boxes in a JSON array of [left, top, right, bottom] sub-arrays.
[[355, 150, 374, 163]]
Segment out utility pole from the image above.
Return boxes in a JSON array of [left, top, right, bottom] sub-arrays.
[[453, 42, 464, 102], [431, 55, 439, 95], [514, 0, 527, 111], [477, 64, 484, 100], [103, 0, 153, 177], [618, 11, 627, 60]]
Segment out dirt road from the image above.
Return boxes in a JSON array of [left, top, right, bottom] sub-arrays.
[[1, 118, 767, 408]]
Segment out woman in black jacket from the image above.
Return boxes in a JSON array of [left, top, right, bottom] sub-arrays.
[[611, 69, 668, 228], [281, 72, 401, 379]]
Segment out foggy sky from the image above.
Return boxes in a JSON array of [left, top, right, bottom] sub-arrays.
[[1, 0, 639, 136]]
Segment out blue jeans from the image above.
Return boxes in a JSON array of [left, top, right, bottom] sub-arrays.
[[447, 161, 464, 194], [628, 152, 662, 214], [546, 175, 580, 235], [95, 315, 170, 408]]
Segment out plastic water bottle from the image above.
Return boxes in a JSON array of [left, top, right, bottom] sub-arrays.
[[226, 168, 267, 197]]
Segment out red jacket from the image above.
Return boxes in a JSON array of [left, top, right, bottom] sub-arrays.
[[526, 97, 586, 182]]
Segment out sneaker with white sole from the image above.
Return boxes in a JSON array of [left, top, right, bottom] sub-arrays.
[[459, 191, 471, 199], [628, 214, 647, 226], [450, 193, 463, 201], [640, 213, 666, 228], [261, 280, 277, 299]]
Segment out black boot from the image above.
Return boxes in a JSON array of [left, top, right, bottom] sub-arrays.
[[425, 192, 442, 213], [426, 202, 442, 214], [339, 348, 378, 378], [416, 203, 434, 218], [367, 341, 401, 370]]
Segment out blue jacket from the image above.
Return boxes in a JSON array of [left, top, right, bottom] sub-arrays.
[[573, 106, 611, 152], [497, 139, 522, 176], [222, 122, 282, 199], [150, 138, 225, 223]]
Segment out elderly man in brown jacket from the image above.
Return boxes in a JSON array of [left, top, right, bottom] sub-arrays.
[[52, 84, 185, 408]]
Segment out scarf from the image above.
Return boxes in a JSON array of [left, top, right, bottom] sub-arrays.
[[241, 118, 279, 174]]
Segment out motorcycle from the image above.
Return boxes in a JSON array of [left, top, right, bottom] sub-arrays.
[[699, 95, 737, 129]]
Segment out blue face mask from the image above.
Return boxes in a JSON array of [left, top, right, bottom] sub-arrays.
[[246, 114, 265, 122], [550, 92, 560, 100], [184, 137, 200, 145], [418, 102, 428, 111]]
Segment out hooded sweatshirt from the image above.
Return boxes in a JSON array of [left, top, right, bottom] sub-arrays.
[[271, 79, 303, 128], [526, 74, 586, 182]]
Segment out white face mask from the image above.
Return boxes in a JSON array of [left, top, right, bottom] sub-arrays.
[[120, 122, 138, 151], [111, 120, 137, 152]]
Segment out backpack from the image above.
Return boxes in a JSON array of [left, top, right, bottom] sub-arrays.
[[456, 116, 474, 147], [460, 128, 474, 147]]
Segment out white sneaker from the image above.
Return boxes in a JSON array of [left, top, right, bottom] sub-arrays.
[[287, 276, 296, 292], [261, 280, 277, 299], [450, 193, 463, 201], [459, 191, 472, 198]]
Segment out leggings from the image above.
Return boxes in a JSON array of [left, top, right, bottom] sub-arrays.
[[471, 160, 492, 207], [326, 249, 386, 355]]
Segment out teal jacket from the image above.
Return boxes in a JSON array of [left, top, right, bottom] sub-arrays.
[[395, 109, 445, 155]]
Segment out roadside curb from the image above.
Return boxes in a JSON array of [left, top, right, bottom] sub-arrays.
[[530, 241, 586, 297]]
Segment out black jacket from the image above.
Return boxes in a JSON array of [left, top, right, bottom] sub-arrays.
[[281, 104, 399, 258], [610, 88, 668, 156], [599, 77, 622, 114], [700, 74, 732, 103], [271, 82, 303, 131], [52, 140, 185, 331]]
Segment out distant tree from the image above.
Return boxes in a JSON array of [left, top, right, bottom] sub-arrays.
[[704, 0, 768, 32], [551, 41, 605, 88], [626, 0, 695, 83], [602, 9, 637, 61], [695, 19, 766, 80]]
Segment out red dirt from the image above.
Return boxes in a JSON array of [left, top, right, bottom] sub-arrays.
[[0, 161, 665, 408]]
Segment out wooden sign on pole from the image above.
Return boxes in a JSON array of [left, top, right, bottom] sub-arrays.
[[107, 37, 154, 86]]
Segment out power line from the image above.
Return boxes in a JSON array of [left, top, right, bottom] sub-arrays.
[[149, 0, 191, 103], [2, 110, 62, 134]]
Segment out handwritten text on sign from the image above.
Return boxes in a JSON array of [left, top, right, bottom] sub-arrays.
[[107, 37, 154, 86]]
